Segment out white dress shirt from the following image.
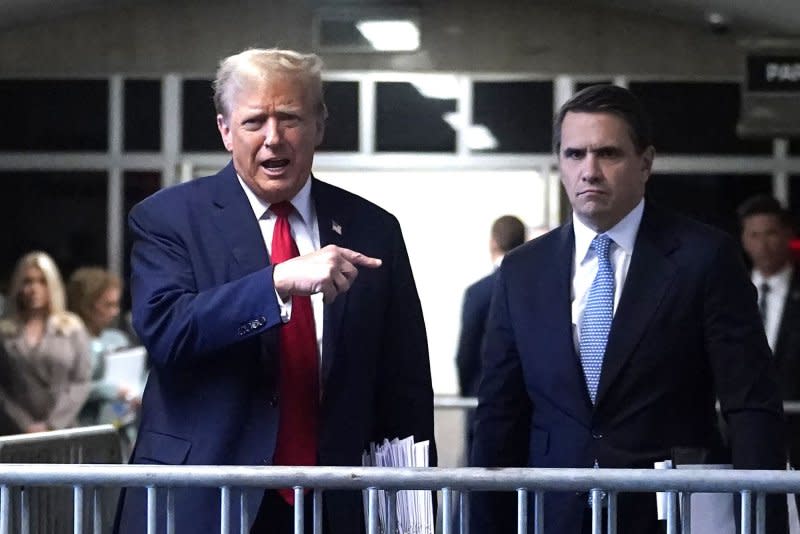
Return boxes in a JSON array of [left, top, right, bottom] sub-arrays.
[[752, 263, 793, 352], [571, 199, 645, 351], [237, 176, 325, 361]]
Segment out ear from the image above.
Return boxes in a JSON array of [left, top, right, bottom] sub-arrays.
[[641, 145, 655, 183], [216, 114, 234, 152]]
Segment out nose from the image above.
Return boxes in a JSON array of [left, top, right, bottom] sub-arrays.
[[580, 153, 602, 182], [263, 117, 282, 147]]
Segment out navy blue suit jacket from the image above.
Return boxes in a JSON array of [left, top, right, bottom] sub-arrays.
[[115, 163, 436, 533], [456, 271, 496, 398], [471, 203, 786, 534]]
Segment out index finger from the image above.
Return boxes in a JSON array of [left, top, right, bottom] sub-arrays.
[[339, 248, 382, 268]]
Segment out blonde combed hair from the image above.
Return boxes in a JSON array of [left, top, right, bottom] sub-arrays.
[[213, 48, 328, 122], [0, 251, 82, 336]]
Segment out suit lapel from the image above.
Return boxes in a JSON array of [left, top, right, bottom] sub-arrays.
[[311, 178, 348, 389], [594, 205, 678, 405], [209, 162, 270, 274]]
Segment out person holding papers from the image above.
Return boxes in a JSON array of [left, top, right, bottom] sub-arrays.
[[114, 48, 436, 534], [67, 267, 137, 426]]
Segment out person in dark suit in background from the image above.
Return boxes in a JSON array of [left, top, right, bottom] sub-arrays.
[[470, 85, 787, 534], [739, 194, 800, 501], [114, 48, 436, 534], [456, 215, 526, 457]]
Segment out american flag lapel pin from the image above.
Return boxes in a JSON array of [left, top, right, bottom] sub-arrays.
[[332, 220, 342, 235]]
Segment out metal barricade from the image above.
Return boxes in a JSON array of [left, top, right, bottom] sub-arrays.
[[0, 425, 124, 534], [0, 464, 797, 534]]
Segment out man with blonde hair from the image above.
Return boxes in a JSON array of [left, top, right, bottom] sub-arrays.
[[115, 48, 436, 534]]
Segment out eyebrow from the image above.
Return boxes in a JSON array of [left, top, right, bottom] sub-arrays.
[[562, 145, 623, 155]]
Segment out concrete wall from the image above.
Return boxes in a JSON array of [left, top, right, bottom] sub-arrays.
[[0, 0, 744, 78]]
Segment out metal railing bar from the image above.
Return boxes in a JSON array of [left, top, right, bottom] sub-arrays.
[[741, 489, 752, 534], [533, 490, 543, 534], [590, 488, 602, 534], [146, 486, 156, 534], [517, 488, 528, 534], [1, 485, 10, 534], [679, 491, 691, 534], [607, 491, 617, 534], [18, 487, 29, 534], [294, 487, 304, 534], [313, 488, 323, 534], [74, 485, 84, 534], [0, 465, 798, 493], [166, 487, 175, 534], [239, 489, 248, 534], [442, 487, 452, 534], [367, 488, 378, 534], [92, 487, 101, 534], [756, 491, 766, 534], [666, 490, 677, 534], [220, 486, 230, 534], [460, 490, 470, 534]]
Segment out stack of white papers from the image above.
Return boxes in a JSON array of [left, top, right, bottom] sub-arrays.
[[361, 436, 433, 534]]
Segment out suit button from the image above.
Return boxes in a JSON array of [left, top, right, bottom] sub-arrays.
[[269, 394, 279, 407], [592, 432, 603, 440]]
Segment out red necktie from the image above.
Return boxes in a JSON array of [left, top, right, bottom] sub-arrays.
[[269, 201, 319, 504]]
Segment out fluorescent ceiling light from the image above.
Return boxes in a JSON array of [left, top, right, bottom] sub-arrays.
[[356, 20, 420, 51], [411, 75, 460, 100]]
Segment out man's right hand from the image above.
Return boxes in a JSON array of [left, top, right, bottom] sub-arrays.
[[272, 245, 382, 303]]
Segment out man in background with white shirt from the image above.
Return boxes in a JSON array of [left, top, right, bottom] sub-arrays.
[[115, 48, 436, 534], [739, 194, 800, 505], [470, 84, 786, 534]]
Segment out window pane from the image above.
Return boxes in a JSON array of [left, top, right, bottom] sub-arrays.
[[0, 172, 107, 288], [182, 79, 220, 152], [630, 82, 771, 155], [125, 80, 161, 151], [472, 81, 553, 153], [647, 173, 772, 235], [376, 82, 456, 152], [318, 81, 359, 152], [0, 80, 108, 151]]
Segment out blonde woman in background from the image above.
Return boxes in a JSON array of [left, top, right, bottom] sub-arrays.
[[67, 267, 136, 425], [0, 252, 91, 435]]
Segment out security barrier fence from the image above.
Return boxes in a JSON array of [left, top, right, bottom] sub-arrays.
[[2, 402, 800, 533], [0, 463, 799, 534]]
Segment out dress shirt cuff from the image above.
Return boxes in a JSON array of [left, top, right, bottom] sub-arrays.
[[275, 289, 292, 323]]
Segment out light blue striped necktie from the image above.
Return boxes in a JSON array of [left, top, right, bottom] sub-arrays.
[[579, 234, 615, 404]]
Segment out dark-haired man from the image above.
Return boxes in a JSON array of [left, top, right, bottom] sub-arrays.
[[739, 194, 800, 508], [471, 85, 786, 533]]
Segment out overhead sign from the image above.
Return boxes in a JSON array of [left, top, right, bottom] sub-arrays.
[[747, 56, 800, 92]]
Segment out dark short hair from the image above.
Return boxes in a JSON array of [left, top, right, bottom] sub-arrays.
[[491, 215, 526, 253], [737, 194, 793, 228], [553, 85, 653, 154]]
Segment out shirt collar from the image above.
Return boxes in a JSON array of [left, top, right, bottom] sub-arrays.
[[236, 174, 314, 225], [752, 263, 794, 291], [573, 199, 645, 263]]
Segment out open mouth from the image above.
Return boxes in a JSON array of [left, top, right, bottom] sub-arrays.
[[261, 158, 290, 170]]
